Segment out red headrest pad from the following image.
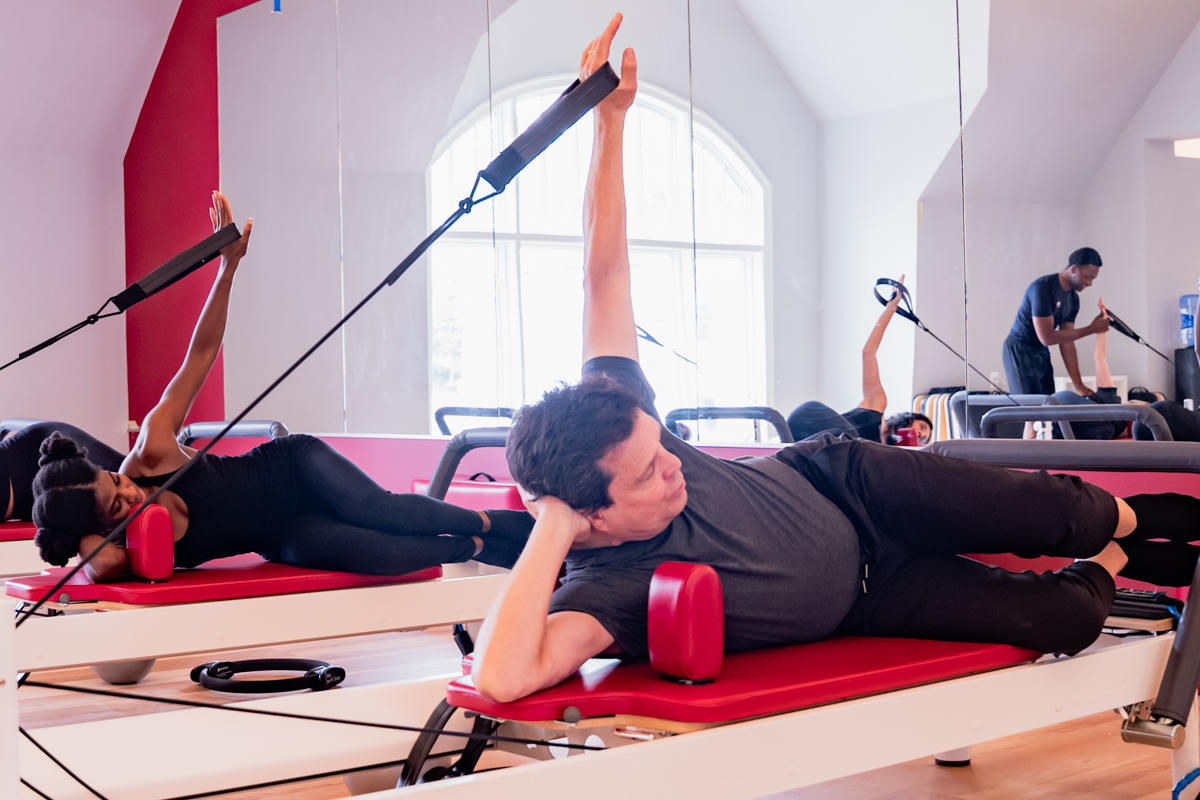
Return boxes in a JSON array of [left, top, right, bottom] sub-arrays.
[[126, 504, 174, 581], [647, 562, 723, 682]]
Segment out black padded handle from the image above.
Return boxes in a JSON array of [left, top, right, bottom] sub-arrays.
[[112, 224, 241, 311], [980, 405, 1172, 442], [480, 64, 619, 191], [177, 419, 290, 446], [433, 406, 516, 436], [425, 427, 510, 500], [664, 406, 793, 443]]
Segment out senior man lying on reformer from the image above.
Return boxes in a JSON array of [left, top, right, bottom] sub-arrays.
[[470, 13, 1200, 704]]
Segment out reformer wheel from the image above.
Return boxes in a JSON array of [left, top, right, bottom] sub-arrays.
[[400, 700, 460, 787], [400, 699, 502, 785]]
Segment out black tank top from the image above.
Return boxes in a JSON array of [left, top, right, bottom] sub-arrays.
[[134, 438, 299, 568]]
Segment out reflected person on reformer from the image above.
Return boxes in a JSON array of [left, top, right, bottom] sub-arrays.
[[785, 274, 932, 446], [31, 192, 531, 581]]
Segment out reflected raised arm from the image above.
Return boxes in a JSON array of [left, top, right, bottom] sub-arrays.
[[133, 192, 253, 471]]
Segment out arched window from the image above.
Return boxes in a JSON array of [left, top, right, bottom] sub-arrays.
[[428, 78, 768, 438]]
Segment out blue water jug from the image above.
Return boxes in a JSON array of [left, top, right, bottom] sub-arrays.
[[1181, 294, 1198, 347]]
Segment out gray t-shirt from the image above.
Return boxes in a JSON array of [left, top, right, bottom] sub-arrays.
[[548, 357, 861, 658]]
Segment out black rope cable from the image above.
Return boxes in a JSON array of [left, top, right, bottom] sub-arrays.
[[875, 279, 1020, 406], [13, 176, 500, 631], [954, 0, 972, 406], [20, 680, 604, 752], [159, 752, 464, 800], [20, 727, 109, 800], [20, 778, 55, 800]]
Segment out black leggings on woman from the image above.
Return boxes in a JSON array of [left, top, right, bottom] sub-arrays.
[[2, 420, 125, 520], [243, 435, 529, 574]]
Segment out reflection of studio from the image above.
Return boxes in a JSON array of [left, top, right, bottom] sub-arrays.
[[11, 1, 1200, 799]]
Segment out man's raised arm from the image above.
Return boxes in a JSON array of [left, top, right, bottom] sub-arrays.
[[471, 14, 638, 704], [581, 13, 639, 362]]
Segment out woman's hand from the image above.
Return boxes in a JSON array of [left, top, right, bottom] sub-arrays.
[[210, 191, 253, 270], [580, 13, 637, 118]]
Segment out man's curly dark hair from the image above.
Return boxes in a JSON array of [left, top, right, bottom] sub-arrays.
[[31, 432, 104, 567], [506, 376, 642, 514]]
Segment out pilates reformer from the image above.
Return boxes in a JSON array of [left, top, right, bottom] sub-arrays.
[[5, 429, 522, 678], [355, 438, 1200, 799], [980, 402, 1174, 441]]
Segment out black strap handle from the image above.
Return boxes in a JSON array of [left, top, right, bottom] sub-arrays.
[[874, 278, 920, 325], [480, 64, 619, 191]]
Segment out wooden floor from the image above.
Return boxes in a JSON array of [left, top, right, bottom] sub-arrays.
[[17, 628, 1179, 799]]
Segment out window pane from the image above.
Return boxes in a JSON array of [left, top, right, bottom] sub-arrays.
[[630, 246, 696, 418], [693, 251, 767, 441], [516, 243, 585, 400], [429, 241, 502, 429], [693, 130, 765, 246], [624, 98, 693, 243]]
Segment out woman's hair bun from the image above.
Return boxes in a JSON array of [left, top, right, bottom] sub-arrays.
[[38, 431, 86, 467]]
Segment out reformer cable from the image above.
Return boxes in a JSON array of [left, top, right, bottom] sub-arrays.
[[20, 727, 109, 800], [874, 277, 1020, 406], [19, 679, 605, 753], [159, 754, 459, 800], [20, 778, 54, 800]]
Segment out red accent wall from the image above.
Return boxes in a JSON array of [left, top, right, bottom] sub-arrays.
[[123, 0, 258, 442]]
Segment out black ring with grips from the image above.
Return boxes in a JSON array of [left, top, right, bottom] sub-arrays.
[[873, 277, 921, 325], [190, 658, 346, 693]]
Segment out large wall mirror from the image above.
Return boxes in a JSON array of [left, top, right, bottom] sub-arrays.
[[217, 0, 973, 442], [959, 1, 1200, 419]]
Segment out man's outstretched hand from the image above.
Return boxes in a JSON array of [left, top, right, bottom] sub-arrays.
[[581, 12, 637, 116]]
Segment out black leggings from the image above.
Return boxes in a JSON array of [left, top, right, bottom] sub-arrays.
[[1133, 400, 1200, 442], [1, 421, 125, 520], [776, 438, 1118, 654], [258, 435, 486, 575]]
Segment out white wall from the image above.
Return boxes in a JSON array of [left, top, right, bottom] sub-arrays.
[[1077, 14, 1200, 395], [0, 0, 178, 450], [820, 97, 964, 412], [0, 157, 129, 448]]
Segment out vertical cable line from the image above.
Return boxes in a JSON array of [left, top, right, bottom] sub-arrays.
[[485, 0, 518, 417], [954, 0, 971, 407], [685, 0, 701, 434], [335, 0, 349, 431]]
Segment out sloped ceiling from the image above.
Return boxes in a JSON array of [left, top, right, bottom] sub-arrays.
[[735, 0, 986, 121], [0, 0, 180, 156], [934, 0, 1200, 200]]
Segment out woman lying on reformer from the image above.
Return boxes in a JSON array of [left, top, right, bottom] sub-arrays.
[[785, 274, 933, 446], [31, 192, 531, 581]]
